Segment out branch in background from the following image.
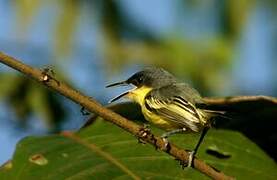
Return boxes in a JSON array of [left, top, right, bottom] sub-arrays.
[[203, 96, 277, 112], [204, 96, 277, 106], [0, 52, 234, 180]]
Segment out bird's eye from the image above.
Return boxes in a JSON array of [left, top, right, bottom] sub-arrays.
[[137, 76, 143, 83], [127, 73, 144, 86], [131, 76, 143, 86]]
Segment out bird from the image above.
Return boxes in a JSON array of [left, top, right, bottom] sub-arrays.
[[106, 67, 223, 167]]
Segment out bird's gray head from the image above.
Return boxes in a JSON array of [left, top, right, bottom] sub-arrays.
[[106, 67, 177, 103], [107, 67, 177, 89], [126, 67, 177, 88]]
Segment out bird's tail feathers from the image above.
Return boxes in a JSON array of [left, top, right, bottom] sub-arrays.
[[202, 109, 232, 120]]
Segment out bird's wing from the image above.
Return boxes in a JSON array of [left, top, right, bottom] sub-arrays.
[[144, 84, 205, 132]]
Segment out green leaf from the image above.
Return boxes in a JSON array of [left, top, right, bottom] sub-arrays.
[[1, 117, 276, 179]]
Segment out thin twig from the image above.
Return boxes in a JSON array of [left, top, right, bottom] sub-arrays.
[[0, 52, 234, 180]]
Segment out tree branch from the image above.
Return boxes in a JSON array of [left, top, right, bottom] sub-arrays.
[[0, 52, 234, 180], [204, 96, 277, 105]]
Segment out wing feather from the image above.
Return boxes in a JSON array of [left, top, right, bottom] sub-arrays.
[[145, 87, 205, 132]]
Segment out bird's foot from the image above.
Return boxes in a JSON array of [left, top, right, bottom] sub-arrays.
[[177, 150, 195, 169], [160, 136, 171, 151], [187, 150, 195, 168], [137, 124, 151, 144]]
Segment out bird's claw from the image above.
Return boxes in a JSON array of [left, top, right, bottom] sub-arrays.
[[161, 137, 171, 151], [137, 124, 151, 144], [176, 150, 195, 169], [187, 150, 195, 168]]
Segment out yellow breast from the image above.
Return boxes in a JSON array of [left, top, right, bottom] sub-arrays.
[[126, 86, 153, 106], [141, 105, 181, 131], [126, 86, 181, 131]]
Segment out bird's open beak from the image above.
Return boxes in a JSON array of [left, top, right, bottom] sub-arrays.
[[105, 80, 129, 88], [106, 80, 132, 103]]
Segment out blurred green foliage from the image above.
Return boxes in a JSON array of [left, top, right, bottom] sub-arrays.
[[0, 73, 66, 132], [1, 0, 276, 147]]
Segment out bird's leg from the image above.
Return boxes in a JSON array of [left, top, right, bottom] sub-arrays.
[[161, 127, 186, 151], [187, 126, 210, 167]]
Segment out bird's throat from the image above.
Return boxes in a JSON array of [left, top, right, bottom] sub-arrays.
[[127, 86, 153, 106]]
